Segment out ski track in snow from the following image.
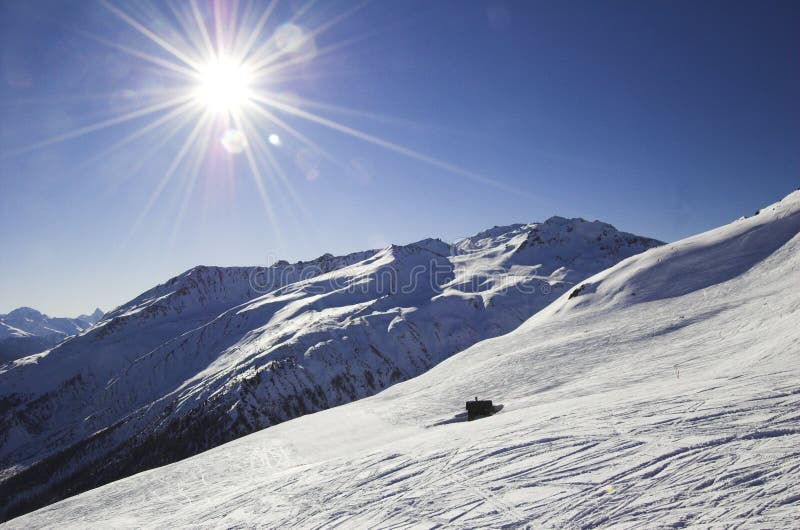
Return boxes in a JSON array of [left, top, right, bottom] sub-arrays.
[[4, 192, 800, 528], [231, 382, 800, 528]]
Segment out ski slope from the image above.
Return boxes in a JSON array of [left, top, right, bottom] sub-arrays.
[[6, 191, 800, 528]]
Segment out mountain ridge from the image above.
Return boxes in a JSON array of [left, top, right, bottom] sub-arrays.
[[0, 216, 662, 521], [0, 307, 103, 364]]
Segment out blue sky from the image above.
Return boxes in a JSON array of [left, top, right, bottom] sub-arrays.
[[1, 0, 798, 316]]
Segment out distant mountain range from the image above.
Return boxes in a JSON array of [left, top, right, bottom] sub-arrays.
[[0, 216, 661, 520], [0, 307, 103, 363]]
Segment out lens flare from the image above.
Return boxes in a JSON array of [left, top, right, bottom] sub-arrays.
[[221, 129, 248, 154], [274, 24, 316, 61]]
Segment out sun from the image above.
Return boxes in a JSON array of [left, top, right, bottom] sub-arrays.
[[194, 57, 253, 114], [0, 1, 512, 242]]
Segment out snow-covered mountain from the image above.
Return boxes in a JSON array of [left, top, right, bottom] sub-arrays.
[[0, 217, 661, 520], [0, 308, 103, 363], [6, 191, 797, 528]]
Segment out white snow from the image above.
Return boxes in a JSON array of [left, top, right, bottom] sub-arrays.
[[6, 191, 798, 528], [0, 217, 658, 516], [0, 323, 31, 340]]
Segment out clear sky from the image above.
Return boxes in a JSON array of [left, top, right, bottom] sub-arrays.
[[1, 0, 798, 317]]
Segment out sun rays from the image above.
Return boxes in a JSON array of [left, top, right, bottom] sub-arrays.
[[1, 0, 518, 247]]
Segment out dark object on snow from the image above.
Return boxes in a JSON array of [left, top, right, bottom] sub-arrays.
[[432, 403, 504, 426], [569, 284, 587, 299], [466, 397, 495, 420]]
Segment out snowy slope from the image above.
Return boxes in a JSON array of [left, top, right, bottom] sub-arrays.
[[5, 191, 798, 528], [0, 217, 660, 520], [0, 308, 103, 363]]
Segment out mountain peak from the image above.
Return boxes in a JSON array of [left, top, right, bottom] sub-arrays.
[[77, 308, 104, 323], [6, 307, 46, 320], [0, 306, 104, 360], [542, 215, 572, 225]]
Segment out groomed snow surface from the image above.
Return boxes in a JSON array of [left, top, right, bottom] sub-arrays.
[[6, 192, 800, 528]]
